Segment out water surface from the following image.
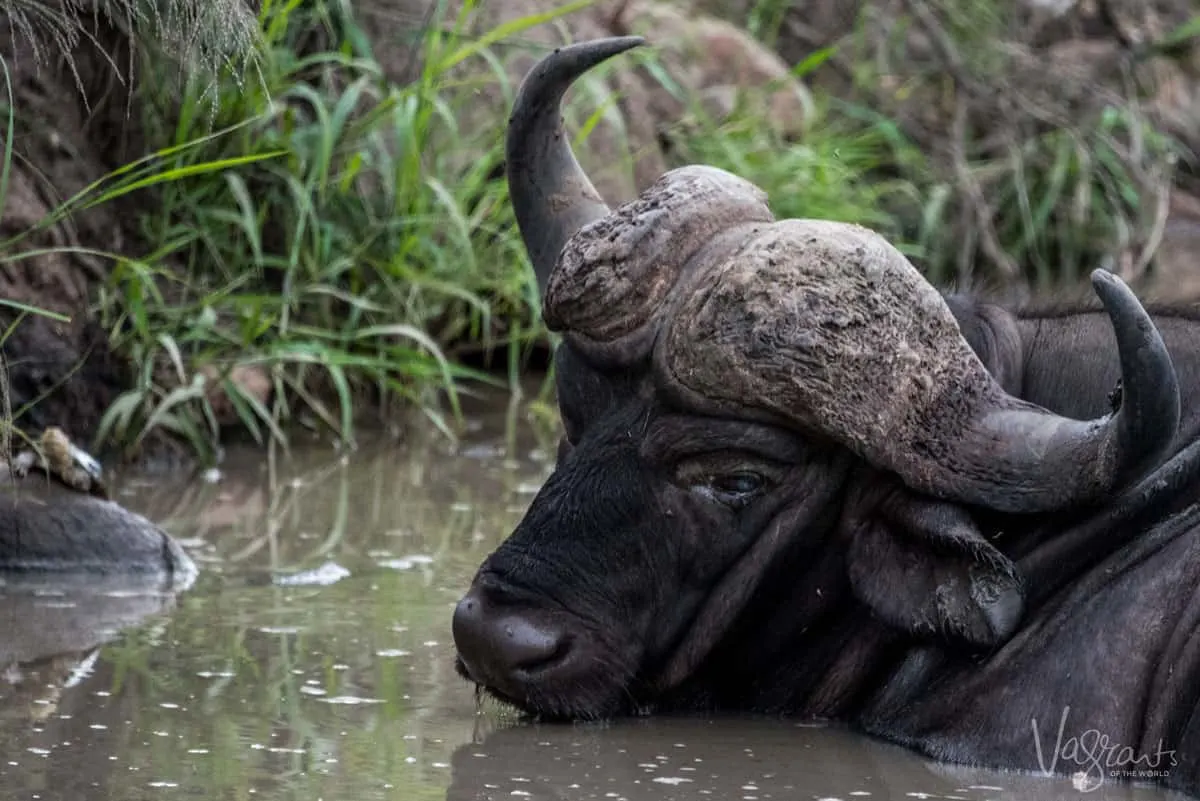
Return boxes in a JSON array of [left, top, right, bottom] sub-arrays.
[[0, 387, 1189, 800]]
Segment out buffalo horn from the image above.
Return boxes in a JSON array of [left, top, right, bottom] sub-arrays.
[[506, 36, 645, 295]]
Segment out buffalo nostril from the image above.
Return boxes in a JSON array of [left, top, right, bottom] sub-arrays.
[[497, 615, 565, 673]]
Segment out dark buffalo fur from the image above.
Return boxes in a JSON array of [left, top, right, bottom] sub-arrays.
[[454, 296, 1200, 797]]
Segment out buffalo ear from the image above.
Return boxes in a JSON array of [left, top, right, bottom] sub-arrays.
[[841, 475, 1025, 649]]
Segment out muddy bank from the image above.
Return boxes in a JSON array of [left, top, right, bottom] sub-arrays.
[[0, 9, 147, 447], [2, 0, 1198, 453]]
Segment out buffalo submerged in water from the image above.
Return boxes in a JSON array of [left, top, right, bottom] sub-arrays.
[[0, 427, 195, 580], [452, 36, 1200, 796]]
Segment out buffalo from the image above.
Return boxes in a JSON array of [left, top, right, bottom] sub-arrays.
[[0, 427, 196, 579], [452, 36, 1200, 796]]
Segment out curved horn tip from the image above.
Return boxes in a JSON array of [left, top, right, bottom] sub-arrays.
[[1090, 266, 1181, 474], [1089, 267, 1166, 349], [505, 36, 648, 297], [1089, 267, 1132, 306], [508, 37, 647, 137], [555, 35, 648, 63]]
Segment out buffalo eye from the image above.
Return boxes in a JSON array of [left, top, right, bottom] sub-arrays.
[[671, 451, 784, 511], [701, 470, 766, 510]]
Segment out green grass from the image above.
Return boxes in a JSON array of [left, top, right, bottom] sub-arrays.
[[0, 0, 1191, 464], [88, 0, 587, 463]]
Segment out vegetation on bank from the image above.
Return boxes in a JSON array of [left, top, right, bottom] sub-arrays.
[[0, 0, 1195, 465]]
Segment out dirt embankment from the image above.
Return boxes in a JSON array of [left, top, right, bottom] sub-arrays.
[[1, 0, 1198, 452], [0, 10, 151, 447]]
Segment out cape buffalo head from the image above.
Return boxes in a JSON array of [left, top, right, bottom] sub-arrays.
[[451, 37, 1182, 720]]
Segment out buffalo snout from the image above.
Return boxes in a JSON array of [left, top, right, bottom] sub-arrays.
[[452, 579, 577, 704]]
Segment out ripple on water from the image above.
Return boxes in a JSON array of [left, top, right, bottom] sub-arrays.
[[377, 554, 435, 570], [273, 561, 351, 586]]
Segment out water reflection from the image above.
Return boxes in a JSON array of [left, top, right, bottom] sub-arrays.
[[0, 571, 187, 731], [0, 384, 1191, 800], [447, 717, 1189, 801]]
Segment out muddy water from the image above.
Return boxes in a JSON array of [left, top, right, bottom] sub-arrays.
[[0, 386, 1189, 801]]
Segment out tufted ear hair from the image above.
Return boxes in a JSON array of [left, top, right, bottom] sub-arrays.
[[840, 470, 1025, 650]]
